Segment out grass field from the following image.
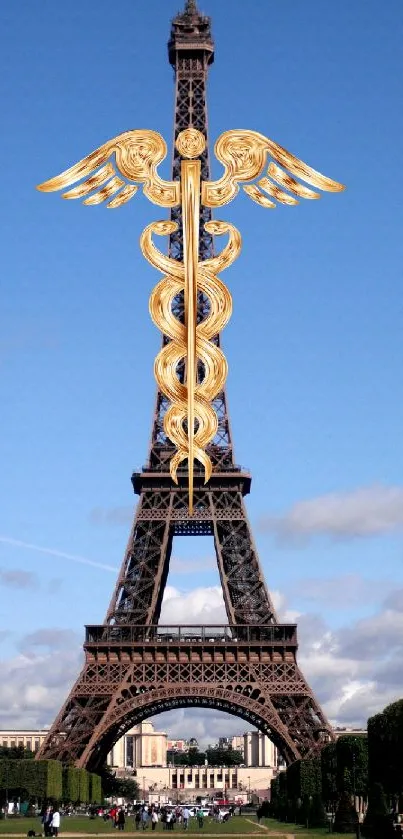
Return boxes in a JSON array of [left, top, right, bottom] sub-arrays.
[[0, 814, 356, 838], [0, 816, 265, 835], [262, 818, 355, 837]]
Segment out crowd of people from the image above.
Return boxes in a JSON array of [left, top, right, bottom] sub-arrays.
[[104, 803, 236, 831]]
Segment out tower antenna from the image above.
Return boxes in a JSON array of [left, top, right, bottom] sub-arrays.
[[184, 0, 198, 13]]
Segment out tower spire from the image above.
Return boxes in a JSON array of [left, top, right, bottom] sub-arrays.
[[184, 0, 198, 13]]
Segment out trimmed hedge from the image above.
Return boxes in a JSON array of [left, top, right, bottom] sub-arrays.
[[89, 773, 102, 804], [0, 760, 101, 804], [0, 759, 62, 799], [62, 766, 80, 803], [78, 768, 89, 805], [336, 734, 368, 796], [321, 742, 338, 809], [287, 757, 322, 800], [368, 699, 403, 799]]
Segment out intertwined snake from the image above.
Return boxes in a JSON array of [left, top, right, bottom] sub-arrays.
[[142, 219, 241, 486]]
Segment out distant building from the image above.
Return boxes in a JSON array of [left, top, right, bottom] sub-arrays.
[[167, 739, 188, 752], [108, 720, 167, 768], [131, 765, 276, 798], [243, 732, 279, 768], [230, 735, 245, 755], [0, 721, 167, 770], [333, 728, 367, 739], [0, 730, 48, 752]]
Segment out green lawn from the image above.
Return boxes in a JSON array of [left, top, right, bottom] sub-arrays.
[[0, 815, 269, 835], [262, 816, 355, 836], [0, 815, 357, 838]]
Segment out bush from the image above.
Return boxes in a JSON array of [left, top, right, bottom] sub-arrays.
[[333, 791, 358, 833]]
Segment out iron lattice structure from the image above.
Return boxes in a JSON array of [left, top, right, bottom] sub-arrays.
[[37, 0, 334, 771]]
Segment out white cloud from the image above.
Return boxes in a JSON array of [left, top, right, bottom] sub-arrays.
[[161, 585, 227, 624], [0, 583, 402, 748], [259, 483, 403, 542], [0, 631, 82, 730]]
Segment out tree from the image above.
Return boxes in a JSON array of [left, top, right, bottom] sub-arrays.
[[205, 747, 243, 767], [333, 791, 359, 833], [99, 765, 139, 800]]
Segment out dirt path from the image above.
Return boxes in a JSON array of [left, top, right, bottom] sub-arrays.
[[244, 818, 294, 838]]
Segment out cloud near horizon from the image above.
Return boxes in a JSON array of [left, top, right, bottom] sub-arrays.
[[0, 578, 400, 745], [259, 483, 403, 543]]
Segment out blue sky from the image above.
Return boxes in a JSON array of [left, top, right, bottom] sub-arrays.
[[1, 0, 403, 740]]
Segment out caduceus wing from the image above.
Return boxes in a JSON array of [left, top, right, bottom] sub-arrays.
[[37, 130, 180, 209], [202, 129, 345, 209]]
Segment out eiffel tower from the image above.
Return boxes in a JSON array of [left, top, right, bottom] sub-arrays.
[[37, 0, 334, 771]]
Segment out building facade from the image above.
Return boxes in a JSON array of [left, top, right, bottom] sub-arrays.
[[130, 765, 276, 798], [0, 730, 48, 752], [108, 721, 167, 768], [243, 731, 278, 768]]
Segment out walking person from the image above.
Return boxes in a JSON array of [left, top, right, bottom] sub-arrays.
[[196, 807, 204, 829], [182, 808, 190, 831], [117, 808, 125, 832], [151, 810, 159, 832], [42, 807, 53, 837], [51, 808, 60, 838], [141, 808, 149, 830], [135, 810, 141, 831]]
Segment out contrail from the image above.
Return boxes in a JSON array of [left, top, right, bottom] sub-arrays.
[[0, 536, 118, 573]]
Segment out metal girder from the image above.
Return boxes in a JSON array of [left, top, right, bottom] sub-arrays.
[[37, 629, 333, 771]]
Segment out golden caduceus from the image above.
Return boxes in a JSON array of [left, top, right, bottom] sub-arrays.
[[37, 126, 345, 512]]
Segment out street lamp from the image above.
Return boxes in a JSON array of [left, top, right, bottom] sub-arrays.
[[248, 777, 251, 801], [142, 776, 146, 804]]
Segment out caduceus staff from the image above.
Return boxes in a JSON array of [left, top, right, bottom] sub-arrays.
[[37, 126, 344, 512]]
